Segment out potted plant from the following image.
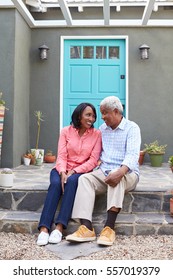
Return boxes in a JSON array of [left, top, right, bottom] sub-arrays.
[[168, 156, 173, 173], [138, 150, 146, 165], [44, 150, 56, 163], [23, 151, 32, 166], [35, 150, 43, 166], [31, 110, 44, 163], [0, 168, 14, 188], [144, 140, 167, 167], [169, 189, 173, 216]]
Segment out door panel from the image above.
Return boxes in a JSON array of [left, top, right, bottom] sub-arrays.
[[63, 39, 126, 128]]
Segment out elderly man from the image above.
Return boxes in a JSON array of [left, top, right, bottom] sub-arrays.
[[66, 96, 141, 246]]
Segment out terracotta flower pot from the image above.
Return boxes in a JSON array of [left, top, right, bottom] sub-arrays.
[[170, 197, 173, 216], [44, 155, 56, 163], [138, 151, 145, 165]]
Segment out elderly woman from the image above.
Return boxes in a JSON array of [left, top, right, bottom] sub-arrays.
[[37, 102, 102, 246]]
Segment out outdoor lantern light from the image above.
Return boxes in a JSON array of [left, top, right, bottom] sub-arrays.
[[139, 44, 150, 60], [38, 44, 49, 60]]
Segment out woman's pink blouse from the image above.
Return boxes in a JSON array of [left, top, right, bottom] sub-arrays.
[[55, 125, 102, 174]]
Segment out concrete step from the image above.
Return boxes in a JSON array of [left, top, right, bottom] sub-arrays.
[[0, 210, 173, 236], [0, 163, 173, 235]]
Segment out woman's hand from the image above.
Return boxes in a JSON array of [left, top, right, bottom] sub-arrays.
[[60, 170, 75, 193], [60, 172, 68, 193], [67, 170, 75, 177]]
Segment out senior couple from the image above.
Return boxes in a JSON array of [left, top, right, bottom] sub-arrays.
[[37, 96, 141, 246]]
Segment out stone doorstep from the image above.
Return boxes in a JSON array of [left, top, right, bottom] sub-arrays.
[[0, 189, 172, 213], [0, 210, 173, 235], [0, 163, 173, 234], [0, 188, 172, 235]]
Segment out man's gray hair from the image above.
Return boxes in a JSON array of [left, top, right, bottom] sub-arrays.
[[100, 96, 123, 113]]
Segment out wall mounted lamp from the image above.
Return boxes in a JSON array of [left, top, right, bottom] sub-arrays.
[[38, 44, 49, 60], [139, 44, 150, 60]]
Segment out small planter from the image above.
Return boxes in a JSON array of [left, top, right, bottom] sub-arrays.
[[35, 158, 42, 166], [145, 141, 167, 167], [170, 198, 173, 216], [149, 153, 164, 167], [30, 156, 36, 165], [44, 155, 56, 163], [44, 150, 56, 163], [168, 156, 173, 173], [138, 151, 145, 165], [31, 149, 44, 163], [0, 169, 14, 188], [23, 157, 31, 166]]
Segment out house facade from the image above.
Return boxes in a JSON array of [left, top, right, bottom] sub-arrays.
[[0, 0, 173, 167]]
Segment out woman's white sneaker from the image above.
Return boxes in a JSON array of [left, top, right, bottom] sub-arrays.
[[37, 232, 49, 246], [49, 229, 62, 244]]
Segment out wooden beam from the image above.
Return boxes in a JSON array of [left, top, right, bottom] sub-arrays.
[[58, 0, 72, 26], [103, 0, 110, 26], [10, 0, 173, 28], [142, 0, 156, 25]]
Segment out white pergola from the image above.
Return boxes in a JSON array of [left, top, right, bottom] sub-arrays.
[[1, 0, 173, 27]]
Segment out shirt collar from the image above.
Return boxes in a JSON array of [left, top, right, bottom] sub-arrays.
[[74, 127, 91, 135], [105, 117, 126, 131]]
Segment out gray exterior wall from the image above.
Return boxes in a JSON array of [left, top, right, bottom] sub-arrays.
[[0, 8, 31, 167], [0, 8, 173, 167]]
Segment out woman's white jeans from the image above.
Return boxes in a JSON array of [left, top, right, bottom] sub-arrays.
[[71, 168, 138, 222]]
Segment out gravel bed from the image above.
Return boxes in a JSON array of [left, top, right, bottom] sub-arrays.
[[0, 233, 173, 260]]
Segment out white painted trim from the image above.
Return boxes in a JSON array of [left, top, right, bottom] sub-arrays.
[[32, 18, 173, 28], [60, 37, 64, 131], [125, 36, 129, 120], [58, 0, 72, 26], [142, 0, 156, 25], [10, 0, 173, 28], [103, 0, 110, 26], [60, 35, 129, 130], [0, 0, 14, 6], [11, 0, 35, 27]]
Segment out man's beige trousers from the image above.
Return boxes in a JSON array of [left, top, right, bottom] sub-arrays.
[[72, 168, 138, 222]]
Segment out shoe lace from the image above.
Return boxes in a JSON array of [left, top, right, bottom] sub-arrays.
[[100, 227, 112, 237], [78, 225, 89, 235]]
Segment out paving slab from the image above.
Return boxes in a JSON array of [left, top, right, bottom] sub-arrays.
[[46, 239, 105, 260]]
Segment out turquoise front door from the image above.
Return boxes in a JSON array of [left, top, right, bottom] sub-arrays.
[[63, 38, 126, 128]]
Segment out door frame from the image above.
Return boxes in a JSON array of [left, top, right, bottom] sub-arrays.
[[60, 35, 129, 130]]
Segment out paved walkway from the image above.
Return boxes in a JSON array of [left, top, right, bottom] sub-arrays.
[[1, 162, 172, 196], [1, 162, 173, 192]]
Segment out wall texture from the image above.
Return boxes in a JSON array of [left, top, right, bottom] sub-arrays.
[[0, 8, 173, 167], [0, 8, 31, 167]]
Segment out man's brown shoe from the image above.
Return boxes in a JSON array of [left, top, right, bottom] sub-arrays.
[[66, 225, 96, 242], [97, 226, 115, 246]]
